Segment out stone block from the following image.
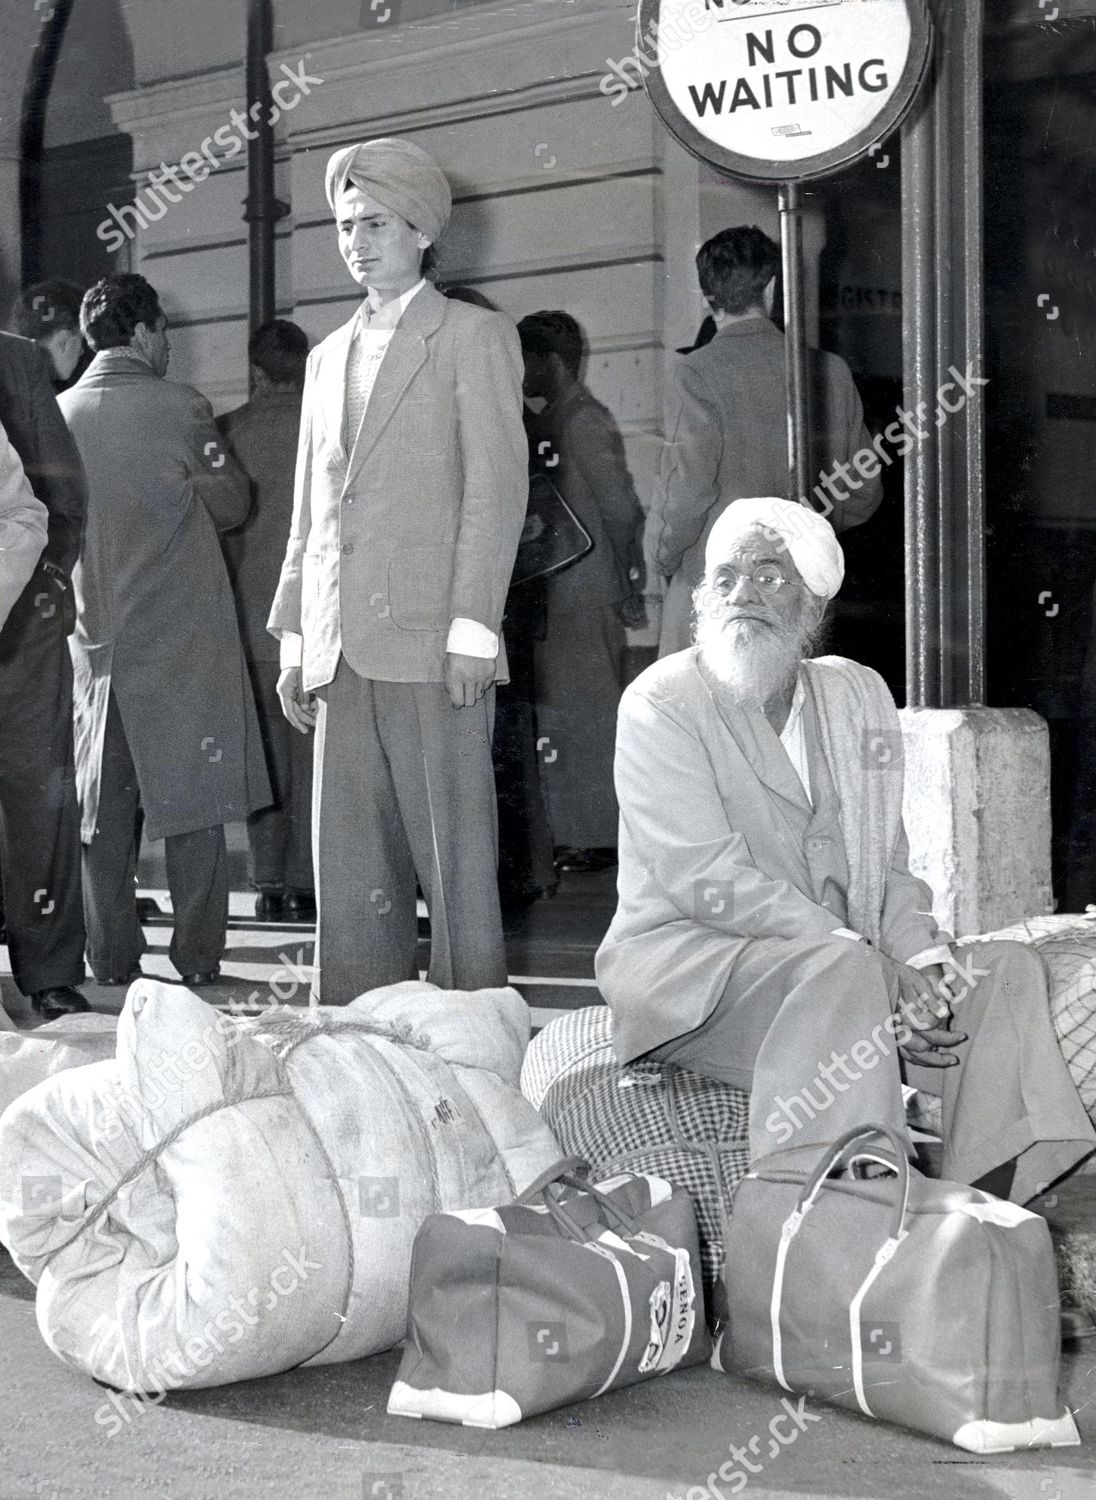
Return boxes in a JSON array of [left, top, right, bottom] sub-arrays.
[[899, 707, 1052, 938]]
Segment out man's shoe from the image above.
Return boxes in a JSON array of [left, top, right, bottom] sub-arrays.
[[178, 970, 220, 988], [136, 897, 162, 922], [30, 986, 91, 1020], [254, 890, 285, 921], [285, 891, 317, 921], [99, 967, 143, 987]]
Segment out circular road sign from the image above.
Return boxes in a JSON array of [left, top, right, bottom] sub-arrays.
[[637, 0, 933, 183]]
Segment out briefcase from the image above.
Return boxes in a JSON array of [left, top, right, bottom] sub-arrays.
[[716, 1124, 1080, 1454], [387, 1157, 710, 1428], [509, 472, 592, 587]]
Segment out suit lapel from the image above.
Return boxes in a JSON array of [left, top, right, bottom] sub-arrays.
[[343, 283, 448, 492], [696, 653, 812, 815], [314, 316, 356, 458]]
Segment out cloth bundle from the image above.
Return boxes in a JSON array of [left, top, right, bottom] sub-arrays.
[[0, 980, 560, 1393], [0, 1014, 117, 1120], [521, 1006, 749, 1298]]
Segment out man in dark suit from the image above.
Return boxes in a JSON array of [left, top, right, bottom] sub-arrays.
[[0, 331, 90, 1018], [269, 137, 527, 1002], [219, 319, 314, 922], [652, 225, 882, 656]]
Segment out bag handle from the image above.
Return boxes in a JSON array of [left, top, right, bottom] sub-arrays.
[[768, 1124, 911, 1401], [515, 1156, 589, 1206], [796, 1123, 911, 1241], [541, 1178, 642, 1243]]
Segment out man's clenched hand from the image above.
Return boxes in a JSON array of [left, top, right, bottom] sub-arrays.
[[877, 954, 968, 1069], [444, 651, 495, 709], [276, 666, 318, 734]]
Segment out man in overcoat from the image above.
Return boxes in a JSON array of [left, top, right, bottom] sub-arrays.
[[269, 138, 527, 1003], [60, 275, 270, 986], [219, 319, 314, 922], [651, 226, 882, 656], [0, 329, 89, 1018], [518, 310, 646, 872]]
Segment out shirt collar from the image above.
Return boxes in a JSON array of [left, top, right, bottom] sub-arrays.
[[360, 278, 426, 331]]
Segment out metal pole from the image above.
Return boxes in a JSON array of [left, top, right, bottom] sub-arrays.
[[779, 181, 812, 505], [900, 0, 986, 710], [244, 0, 277, 336], [901, 34, 942, 709]]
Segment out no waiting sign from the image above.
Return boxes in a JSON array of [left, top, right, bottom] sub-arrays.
[[637, 0, 933, 182]]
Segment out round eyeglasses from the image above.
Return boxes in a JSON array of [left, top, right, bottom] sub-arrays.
[[708, 565, 799, 598]]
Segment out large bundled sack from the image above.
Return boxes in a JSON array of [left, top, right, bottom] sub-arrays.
[[0, 979, 561, 1393], [521, 1006, 749, 1298], [0, 1014, 118, 1119]]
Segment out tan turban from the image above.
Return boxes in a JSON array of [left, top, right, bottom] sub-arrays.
[[704, 497, 845, 600], [324, 138, 452, 242]]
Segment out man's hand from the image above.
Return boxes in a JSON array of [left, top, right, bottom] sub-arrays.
[[877, 954, 967, 1069], [444, 651, 495, 709], [276, 666, 317, 734]]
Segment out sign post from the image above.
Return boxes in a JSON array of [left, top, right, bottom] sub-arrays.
[[638, 0, 933, 506]]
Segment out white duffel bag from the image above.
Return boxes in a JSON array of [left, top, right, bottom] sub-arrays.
[[0, 979, 560, 1394]]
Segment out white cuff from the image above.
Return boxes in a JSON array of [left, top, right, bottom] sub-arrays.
[[832, 927, 865, 943], [278, 632, 303, 670], [907, 944, 952, 971], [446, 617, 498, 659]]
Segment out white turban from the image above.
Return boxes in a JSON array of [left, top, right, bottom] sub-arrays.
[[325, 138, 452, 242], [704, 497, 844, 600]]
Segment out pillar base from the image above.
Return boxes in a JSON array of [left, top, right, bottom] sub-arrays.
[[898, 707, 1052, 938]]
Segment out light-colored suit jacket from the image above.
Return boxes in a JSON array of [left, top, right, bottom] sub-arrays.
[[268, 283, 527, 691], [595, 649, 946, 1064]]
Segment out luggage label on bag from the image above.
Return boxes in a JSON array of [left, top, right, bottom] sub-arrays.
[[637, 1244, 698, 1375]]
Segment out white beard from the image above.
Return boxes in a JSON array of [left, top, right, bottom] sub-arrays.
[[695, 612, 810, 707]]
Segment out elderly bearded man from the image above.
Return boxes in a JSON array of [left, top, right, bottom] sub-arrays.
[[596, 498, 1095, 1203], [269, 139, 526, 1001]]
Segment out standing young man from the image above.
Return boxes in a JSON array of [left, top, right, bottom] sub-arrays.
[[269, 138, 527, 1003]]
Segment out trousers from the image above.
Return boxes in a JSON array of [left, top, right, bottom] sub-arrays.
[[648, 935, 1095, 1205], [312, 659, 506, 1003], [82, 691, 228, 979], [245, 659, 314, 893]]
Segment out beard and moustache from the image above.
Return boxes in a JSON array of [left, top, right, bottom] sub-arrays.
[[693, 588, 825, 708]]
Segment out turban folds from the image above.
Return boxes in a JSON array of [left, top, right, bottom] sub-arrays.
[[324, 138, 452, 242], [704, 497, 844, 600]]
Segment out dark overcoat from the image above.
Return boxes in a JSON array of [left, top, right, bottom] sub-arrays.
[[59, 350, 271, 841]]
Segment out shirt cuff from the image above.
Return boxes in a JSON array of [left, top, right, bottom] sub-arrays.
[[446, 617, 498, 659], [906, 944, 952, 971], [278, 632, 303, 670], [832, 927, 865, 943]]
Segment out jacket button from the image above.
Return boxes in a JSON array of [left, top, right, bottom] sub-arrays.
[[341, 542, 354, 555], [807, 836, 828, 853]]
